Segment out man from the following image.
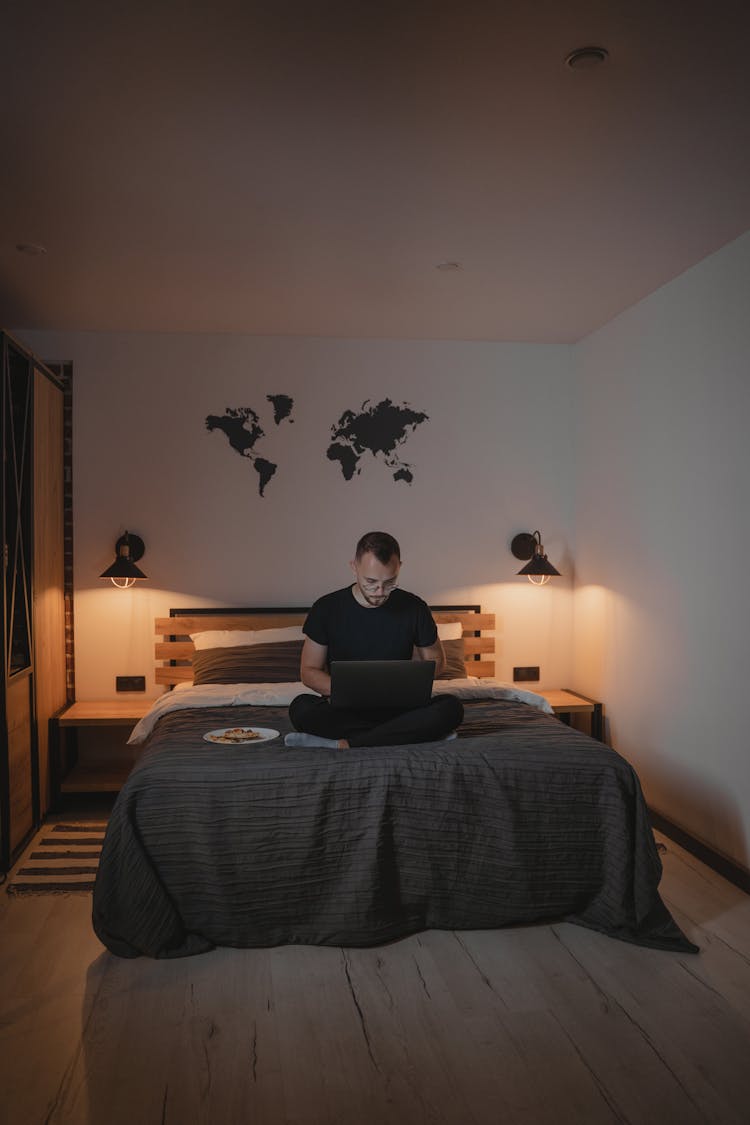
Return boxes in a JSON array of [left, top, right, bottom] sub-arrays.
[[286, 531, 464, 749]]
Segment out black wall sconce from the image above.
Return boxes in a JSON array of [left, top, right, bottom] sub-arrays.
[[511, 529, 561, 586], [99, 531, 148, 589]]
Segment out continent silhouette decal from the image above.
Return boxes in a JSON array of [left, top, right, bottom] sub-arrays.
[[205, 394, 294, 497], [327, 398, 429, 485]]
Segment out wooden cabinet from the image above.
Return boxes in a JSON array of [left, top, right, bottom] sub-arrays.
[[1, 331, 67, 870], [5, 673, 33, 857], [33, 364, 67, 816]]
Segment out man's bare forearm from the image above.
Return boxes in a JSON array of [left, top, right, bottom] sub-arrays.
[[418, 641, 445, 676], [301, 665, 332, 697]]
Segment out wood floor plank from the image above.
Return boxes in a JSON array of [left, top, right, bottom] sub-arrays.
[[0, 894, 105, 1125], [389, 932, 543, 1123], [48, 954, 182, 1124], [271, 944, 392, 1125], [0, 989, 88, 1125], [662, 898, 750, 1025], [158, 947, 285, 1125], [657, 837, 750, 958], [49, 947, 284, 1125], [0, 894, 58, 994], [459, 925, 713, 1125], [421, 928, 623, 1125], [549, 922, 750, 1125], [341, 940, 485, 1125], [393, 930, 609, 1125]]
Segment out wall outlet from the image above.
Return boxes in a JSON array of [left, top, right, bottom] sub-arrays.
[[513, 666, 540, 682], [116, 675, 146, 692]]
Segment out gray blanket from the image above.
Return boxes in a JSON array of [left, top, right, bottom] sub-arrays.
[[92, 699, 696, 958]]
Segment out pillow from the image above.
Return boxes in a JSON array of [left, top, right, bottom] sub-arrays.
[[437, 621, 463, 641], [437, 636, 468, 680], [192, 640, 303, 684], [190, 626, 304, 651]]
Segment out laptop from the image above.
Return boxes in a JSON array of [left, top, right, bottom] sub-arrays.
[[329, 660, 436, 710]]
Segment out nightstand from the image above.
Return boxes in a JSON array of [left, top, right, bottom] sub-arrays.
[[50, 700, 152, 803], [535, 689, 604, 741]]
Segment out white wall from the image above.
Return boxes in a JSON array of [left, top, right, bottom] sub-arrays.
[[19, 330, 575, 700], [572, 232, 750, 870]]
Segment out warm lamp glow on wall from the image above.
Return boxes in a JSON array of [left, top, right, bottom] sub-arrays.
[[99, 531, 147, 588], [511, 530, 561, 586]]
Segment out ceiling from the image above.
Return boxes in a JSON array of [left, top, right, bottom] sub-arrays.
[[2, 0, 749, 344]]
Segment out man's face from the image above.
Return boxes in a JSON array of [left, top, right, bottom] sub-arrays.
[[351, 551, 401, 607]]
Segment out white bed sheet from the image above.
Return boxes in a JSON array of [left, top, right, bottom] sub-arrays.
[[128, 678, 553, 745]]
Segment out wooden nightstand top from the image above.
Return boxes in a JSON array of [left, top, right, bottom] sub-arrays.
[[536, 689, 597, 714], [534, 689, 604, 741], [57, 700, 152, 726]]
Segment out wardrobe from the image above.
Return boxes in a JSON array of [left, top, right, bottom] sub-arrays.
[[1, 331, 67, 871]]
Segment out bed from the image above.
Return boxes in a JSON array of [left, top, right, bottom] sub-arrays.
[[92, 607, 696, 959]]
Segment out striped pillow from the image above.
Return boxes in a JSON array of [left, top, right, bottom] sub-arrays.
[[192, 640, 303, 685]]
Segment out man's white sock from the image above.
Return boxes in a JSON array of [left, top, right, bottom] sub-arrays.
[[284, 732, 341, 749]]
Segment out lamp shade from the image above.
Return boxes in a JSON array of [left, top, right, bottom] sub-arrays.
[[100, 532, 147, 588], [517, 554, 561, 580]]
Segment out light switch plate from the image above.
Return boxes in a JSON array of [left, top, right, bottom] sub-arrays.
[[116, 675, 146, 692]]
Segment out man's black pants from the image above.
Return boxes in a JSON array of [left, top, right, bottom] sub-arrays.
[[288, 692, 464, 748]]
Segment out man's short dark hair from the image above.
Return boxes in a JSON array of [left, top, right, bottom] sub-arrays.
[[355, 531, 401, 564]]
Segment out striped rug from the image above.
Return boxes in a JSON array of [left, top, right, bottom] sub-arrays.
[[6, 822, 107, 895]]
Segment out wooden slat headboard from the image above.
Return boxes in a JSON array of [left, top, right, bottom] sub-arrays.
[[155, 605, 495, 686]]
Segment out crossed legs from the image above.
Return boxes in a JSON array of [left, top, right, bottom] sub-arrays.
[[288, 693, 464, 748]]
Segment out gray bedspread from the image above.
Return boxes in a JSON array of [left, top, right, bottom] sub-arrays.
[[92, 699, 696, 958]]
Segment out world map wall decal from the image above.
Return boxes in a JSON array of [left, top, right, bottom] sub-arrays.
[[206, 395, 428, 497]]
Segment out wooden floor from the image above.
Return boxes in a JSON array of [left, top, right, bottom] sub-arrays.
[[1, 825, 749, 1125]]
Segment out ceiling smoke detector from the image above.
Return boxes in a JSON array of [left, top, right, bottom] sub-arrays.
[[564, 46, 609, 69]]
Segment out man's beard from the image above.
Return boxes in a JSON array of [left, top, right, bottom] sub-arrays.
[[362, 590, 390, 606]]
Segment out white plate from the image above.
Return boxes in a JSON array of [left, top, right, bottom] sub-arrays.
[[203, 726, 280, 745]]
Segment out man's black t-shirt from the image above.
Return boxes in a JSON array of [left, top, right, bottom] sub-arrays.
[[303, 587, 437, 663]]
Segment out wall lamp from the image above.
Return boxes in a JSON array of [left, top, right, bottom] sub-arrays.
[[511, 530, 561, 586], [99, 531, 147, 589]]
